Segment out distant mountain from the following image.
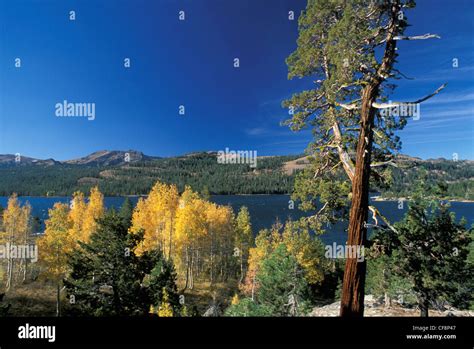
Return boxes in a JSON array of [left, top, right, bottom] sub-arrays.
[[0, 154, 59, 167], [0, 150, 159, 168], [64, 150, 159, 166]]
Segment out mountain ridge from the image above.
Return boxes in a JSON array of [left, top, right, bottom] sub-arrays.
[[1, 150, 471, 168], [0, 150, 160, 167]]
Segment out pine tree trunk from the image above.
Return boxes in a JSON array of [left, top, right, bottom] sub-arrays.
[[340, 85, 377, 317]]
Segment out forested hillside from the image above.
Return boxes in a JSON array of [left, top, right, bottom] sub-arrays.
[[0, 151, 472, 200], [0, 152, 298, 196]]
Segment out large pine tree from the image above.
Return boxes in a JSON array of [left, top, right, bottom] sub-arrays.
[[284, 0, 446, 316]]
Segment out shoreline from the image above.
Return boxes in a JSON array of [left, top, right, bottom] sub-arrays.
[[371, 196, 474, 203], [1, 194, 473, 203]]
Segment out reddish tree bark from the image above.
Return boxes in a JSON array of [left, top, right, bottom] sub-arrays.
[[340, 85, 377, 317], [340, 2, 400, 317]]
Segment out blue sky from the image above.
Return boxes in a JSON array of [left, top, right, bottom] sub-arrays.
[[0, 0, 473, 160]]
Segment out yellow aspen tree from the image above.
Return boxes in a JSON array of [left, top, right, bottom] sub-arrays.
[[82, 186, 104, 242], [204, 202, 219, 284], [174, 186, 207, 290], [282, 221, 325, 285], [160, 184, 179, 259], [235, 206, 253, 285], [18, 202, 32, 282], [213, 205, 235, 282], [205, 202, 233, 284], [1, 194, 31, 290], [68, 191, 87, 244], [130, 182, 179, 256], [37, 203, 74, 316], [130, 197, 151, 255]]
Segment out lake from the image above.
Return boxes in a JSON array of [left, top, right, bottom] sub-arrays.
[[0, 195, 473, 245]]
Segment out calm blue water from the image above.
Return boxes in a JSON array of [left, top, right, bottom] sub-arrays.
[[1, 195, 472, 245]]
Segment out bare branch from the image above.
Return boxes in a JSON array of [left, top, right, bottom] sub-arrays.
[[307, 202, 329, 223], [313, 156, 331, 179], [393, 33, 441, 41], [369, 206, 379, 226], [372, 83, 447, 108], [336, 102, 359, 110], [368, 205, 400, 235], [332, 122, 355, 181], [370, 160, 398, 168], [391, 68, 415, 80]]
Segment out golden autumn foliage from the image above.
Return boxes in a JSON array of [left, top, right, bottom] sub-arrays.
[[282, 221, 326, 285], [130, 181, 239, 289], [1, 193, 31, 246], [131, 182, 179, 256], [241, 220, 328, 297], [149, 288, 174, 317], [157, 288, 174, 317], [82, 186, 104, 242], [37, 187, 105, 285], [68, 191, 87, 243], [68, 187, 105, 244], [37, 203, 75, 282], [0, 194, 33, 290], [231, 293, 240, 305]]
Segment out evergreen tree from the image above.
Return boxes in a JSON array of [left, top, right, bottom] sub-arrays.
[[64, 210, 148, 315], [64, 209, 181, 316], [224, 297, 272, 317], [119, 197, 134, 225], [257, 244, 309, 316], [365, 254, 416, 307], [390, 201, 473, 316], [284, 0, 446, 316], [144, 252, 181, 315]]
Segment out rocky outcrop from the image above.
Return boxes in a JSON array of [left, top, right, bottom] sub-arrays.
[[308, 295, 474, 317]]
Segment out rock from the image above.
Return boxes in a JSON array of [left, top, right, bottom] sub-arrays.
[[203, 305, 221, 317], [308, 295, 474, 317]]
